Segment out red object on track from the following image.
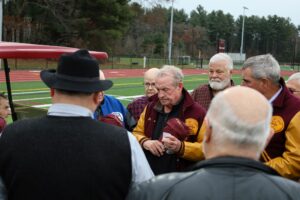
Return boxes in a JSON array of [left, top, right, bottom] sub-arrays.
[[0, 42, 108, 60]]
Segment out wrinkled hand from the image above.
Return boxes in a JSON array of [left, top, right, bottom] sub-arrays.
[[143, 140, 165, 157], [162, 134, 182, 153]]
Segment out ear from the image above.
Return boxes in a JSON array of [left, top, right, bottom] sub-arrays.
[[93, 92, 102, 105], [50, 88, 55, 97], [178, 82, 183, 89], [97, 91, 104, 103]]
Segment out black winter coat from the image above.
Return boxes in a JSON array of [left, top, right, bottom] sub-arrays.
[[127, 156, 300, 200]]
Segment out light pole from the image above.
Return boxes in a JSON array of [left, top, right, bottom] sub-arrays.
[[240, 6, 248, 59], [168, 0, 174, 65]]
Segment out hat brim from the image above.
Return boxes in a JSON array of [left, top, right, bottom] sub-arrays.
[[40, 69, 113, 93]]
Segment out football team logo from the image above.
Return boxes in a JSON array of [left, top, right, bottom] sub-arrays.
[[271, 116, 284, 133]]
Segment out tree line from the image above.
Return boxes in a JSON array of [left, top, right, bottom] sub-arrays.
[[2, 0, 300, 63]]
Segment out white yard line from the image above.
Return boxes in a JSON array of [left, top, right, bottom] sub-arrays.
[[13, 91, 49, 95], [32, 104, 52, 108], [14, 97, 51, 102], [15, 90, 194, 108]]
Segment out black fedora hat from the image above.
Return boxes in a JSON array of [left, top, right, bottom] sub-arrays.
[[40, 49, 113, 93]]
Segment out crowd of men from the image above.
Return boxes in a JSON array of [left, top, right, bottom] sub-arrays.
[[0, 50, 300, 199]]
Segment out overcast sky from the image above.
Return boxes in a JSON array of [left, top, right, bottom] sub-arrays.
[[161, 0, 300, 26]]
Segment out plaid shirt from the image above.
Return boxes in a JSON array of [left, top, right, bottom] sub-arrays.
[[191, 80, 234, 111], [127, 96, 150, 121], [191, 84, 212, 111]]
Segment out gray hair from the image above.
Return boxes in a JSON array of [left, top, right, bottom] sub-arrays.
[[157, 65, 184, 86], [242, 54, 281, 84], [209, 53, 233, 70], [287, 72, 300, 84], [206, 87, 273, 155]]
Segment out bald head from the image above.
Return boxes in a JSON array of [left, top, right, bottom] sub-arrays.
[[220, 87, 270, 124], [144, 68, 159, 80], [144, 68, 159, 97], [205, 86, 273, 159], [286, 72, 300, 99]]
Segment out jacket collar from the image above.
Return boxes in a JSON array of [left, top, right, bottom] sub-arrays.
[[272, 78, 292, 108], [190, 156, 279, 176]]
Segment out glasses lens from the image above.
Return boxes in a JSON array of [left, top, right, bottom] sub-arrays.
[[144, 82, 155, 88]]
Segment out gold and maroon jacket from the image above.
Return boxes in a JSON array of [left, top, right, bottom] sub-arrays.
[[133, 88, 206, 162], [262, 78, 300, 180]]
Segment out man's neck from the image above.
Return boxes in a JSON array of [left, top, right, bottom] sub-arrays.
[[205, 147, 259, 161], [52, 95, 96, 113]]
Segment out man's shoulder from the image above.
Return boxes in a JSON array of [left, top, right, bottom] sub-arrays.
[[193, 84, 210, 93], [1, 116, 48, 139], [2, 116, 129, 145], [129, 96, 147, 104], [133, 96, 147, 103], [127, 171, 196, 199], [185, 96, 206, 116], [103, 95, 127, 116], [276, 87, 300, 109], [127, 96, 147, 111], [4, 116, 125, 133], [105, 95, 121, 104], [260, 174, 300, 197], [274, 88, 300, 121], [285, 95, 300, 110], [127, 167, 300, 200], [5, 116, 46, 129]]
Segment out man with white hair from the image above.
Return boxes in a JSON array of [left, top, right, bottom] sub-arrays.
[[133, 65, 206, 175], [241, 54, 300, 180], [127, 86, 300, 200], [286, 72, 300, 99], [191, 53, 234, 110]]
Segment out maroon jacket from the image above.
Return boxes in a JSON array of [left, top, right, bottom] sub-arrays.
[[133, 88, 206, 162], [263, 78, 300, 180]]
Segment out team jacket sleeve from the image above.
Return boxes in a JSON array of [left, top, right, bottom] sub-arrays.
[[180, 120, 206, 161], [132, 107, 148, 144], [265, 112, 300, 180]]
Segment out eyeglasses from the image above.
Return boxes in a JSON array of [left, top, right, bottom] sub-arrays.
[[144, 82, 155, 88], [288, 88, 300, 94]]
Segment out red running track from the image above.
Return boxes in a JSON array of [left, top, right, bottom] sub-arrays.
[[0, 69, 296, 83]]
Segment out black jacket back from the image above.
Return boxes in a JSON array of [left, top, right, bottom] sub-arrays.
[[0, 116, 132, 200]]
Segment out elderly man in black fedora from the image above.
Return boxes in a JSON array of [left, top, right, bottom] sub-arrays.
[[0, 49, 153, 200]]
